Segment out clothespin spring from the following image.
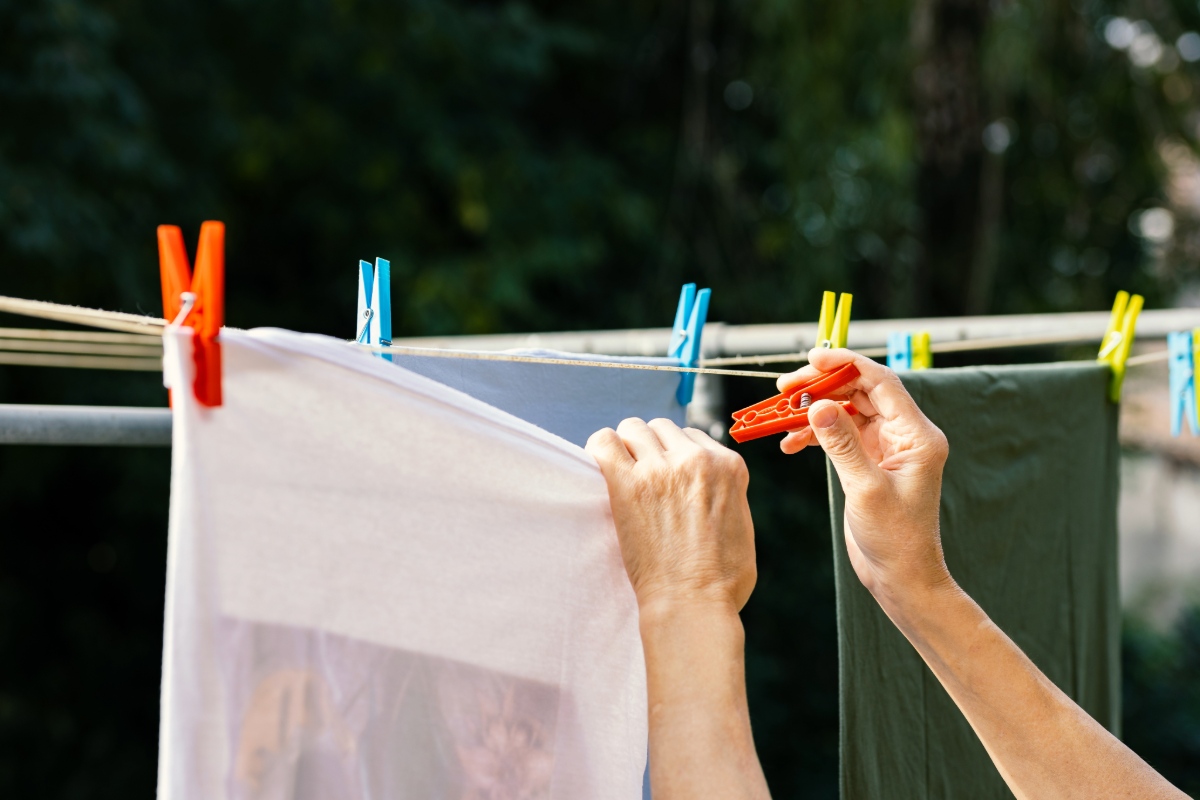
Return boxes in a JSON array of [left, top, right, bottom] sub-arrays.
[[357, 307, 374, 344], [169, 292, 197, 329]]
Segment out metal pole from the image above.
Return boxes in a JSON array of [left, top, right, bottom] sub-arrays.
[[0, 405, 171, 446], [391, 308, 1200, 357]]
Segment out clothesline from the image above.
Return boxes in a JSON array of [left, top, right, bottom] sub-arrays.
[[0, 294, 1179, 376], [701, 331, 1138, 366], [361, 344, 784, 378], [0, 295, 164, 336]]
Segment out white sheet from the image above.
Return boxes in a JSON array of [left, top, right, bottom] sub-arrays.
[[157, 327, 648, 799]]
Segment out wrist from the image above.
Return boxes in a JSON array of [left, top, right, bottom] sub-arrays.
[[860, 537, 956, 612], [637, 592, 744, 640], [872, 572, 967, 637]]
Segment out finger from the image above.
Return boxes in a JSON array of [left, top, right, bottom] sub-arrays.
[[585, 427, 635, 475], [777, 363, 820, 393], [780, 427, 814, 454], [807, 399, 880, 484], [648, 418, 699, 451], [844, 388, 878, 418], [808, 348, 921, 423], [823, 412, 869, 444], [615, 417, 666, 462], [780, 348, 889, 398], [782, 417, 862, 453], [683, 426, 729, 452]]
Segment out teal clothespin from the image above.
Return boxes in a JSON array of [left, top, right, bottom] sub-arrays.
[[887, 332, 912, 371], [1168, 330, 1198, 437], [887, 331, 931, 372], [667, 283, 711, 405], [356, 257, 393, 362]]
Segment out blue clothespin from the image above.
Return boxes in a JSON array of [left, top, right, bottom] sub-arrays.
[[1168, 330, 1198, 437], [668, 283, 711, 405], [887, 332, 912, 371], [887, 331, 931, 372], [356, 257, 393, 362]]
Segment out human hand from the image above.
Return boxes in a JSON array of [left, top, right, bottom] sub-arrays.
[[777, 348, 952, 601], [585, 418, 756, 616]]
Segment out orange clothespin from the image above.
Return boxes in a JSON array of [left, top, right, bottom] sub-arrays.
[[158, 221, 225, 407], [729, 363, 860, 443]]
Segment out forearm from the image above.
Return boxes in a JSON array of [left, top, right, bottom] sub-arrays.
[[639, 600, 771, 800], [877, 581, 1186, 800]]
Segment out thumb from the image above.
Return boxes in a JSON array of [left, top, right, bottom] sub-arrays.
[[808, 400, 878, 483]]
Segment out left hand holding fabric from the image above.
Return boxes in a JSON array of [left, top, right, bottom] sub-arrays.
[[586, 417, 771, 799], [585, 418, 756, 616]]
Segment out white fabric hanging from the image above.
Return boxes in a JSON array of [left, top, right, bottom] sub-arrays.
[[157, 327, 649, 799]]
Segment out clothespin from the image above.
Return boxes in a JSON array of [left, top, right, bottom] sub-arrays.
[[158, 222, 225, 407], [1195, 329, 1200, 430], [1096, 290, 1144, 403], [668, 283, 711, 405], [815, 291, 853, 349], [728, 290, 856, 444], [886, 332, 932, 372], [1168, 330, 1198, 437], [356, 258, 393, 362], [729, 363, 860, 443]]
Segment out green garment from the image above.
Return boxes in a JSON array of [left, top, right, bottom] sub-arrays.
[[829, 362, 1121, 799]]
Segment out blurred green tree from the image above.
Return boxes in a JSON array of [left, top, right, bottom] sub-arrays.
[[1123, 607, 1200, 795]]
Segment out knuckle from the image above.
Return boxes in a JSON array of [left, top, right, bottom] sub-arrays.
[[616, 417, 646, 433], [882, 370, 907, 394], [726, 454, 750, 486], [720, 447, 747, 472], [820, 427, 857, 457], [928, 425, 950, 461], [586, 427, 616, 447]]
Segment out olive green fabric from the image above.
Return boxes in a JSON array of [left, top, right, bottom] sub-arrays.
[[829, 362, 1121, 799]]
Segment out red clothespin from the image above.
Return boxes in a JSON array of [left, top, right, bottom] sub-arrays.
[[729, 363, 860, 443], [158, 221, 225, 407]]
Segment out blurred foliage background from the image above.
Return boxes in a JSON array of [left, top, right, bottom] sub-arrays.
[[2, 0, 1200, 796]]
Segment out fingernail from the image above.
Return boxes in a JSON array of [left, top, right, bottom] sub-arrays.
[[810, 403, 839, 429]]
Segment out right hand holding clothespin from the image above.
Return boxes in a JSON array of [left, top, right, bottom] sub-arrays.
[[730, 290, 856, 443]]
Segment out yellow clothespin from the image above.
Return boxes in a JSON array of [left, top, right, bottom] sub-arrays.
[[816, 291, 853, 349], [1097, 290, 1144, 403], [912, 331, 932, 370], [1194, 328, 1200, 428]]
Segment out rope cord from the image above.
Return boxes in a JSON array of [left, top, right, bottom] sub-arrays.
[[0, 326, 161, 345], [703, 331, 1123, 367], [0, 293, 1176, 376], [1125, 349, 1170, 367], [0, 352, 162, 371], [0, 296, 164, 336], [360, 343, 783, 378], [0, 340, 162, 357]]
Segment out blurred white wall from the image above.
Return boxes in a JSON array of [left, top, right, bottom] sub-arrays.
[[1119, 353, 1200, 626]]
